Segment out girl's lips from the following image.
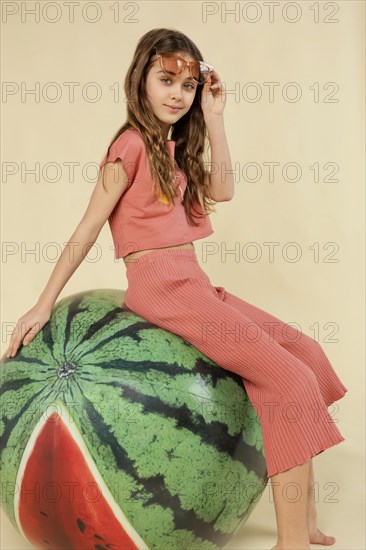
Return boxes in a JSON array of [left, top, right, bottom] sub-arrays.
[[165, 105, 181, 112]]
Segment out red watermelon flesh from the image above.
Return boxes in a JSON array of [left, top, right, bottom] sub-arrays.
[[17, 411, 145, 550]]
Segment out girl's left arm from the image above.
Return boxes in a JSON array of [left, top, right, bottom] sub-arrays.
[[201, 71, 234, 202]]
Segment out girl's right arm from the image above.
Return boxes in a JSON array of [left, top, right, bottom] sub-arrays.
[[6, 160, 129, 358]]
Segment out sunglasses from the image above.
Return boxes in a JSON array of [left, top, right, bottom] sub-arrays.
[[150, 50, 214, 85]]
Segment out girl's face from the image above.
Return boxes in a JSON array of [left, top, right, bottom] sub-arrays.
[[145, 51, 198, 137]]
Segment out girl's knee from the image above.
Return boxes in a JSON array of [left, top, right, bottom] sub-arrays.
[[278, 359, 320, 395], [300, 332, 328, 361], [284, 330, 328, 362]]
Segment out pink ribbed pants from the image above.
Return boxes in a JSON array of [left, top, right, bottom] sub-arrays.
[[124, 248, 348, 478]]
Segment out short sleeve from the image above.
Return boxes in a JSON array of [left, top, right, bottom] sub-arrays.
[[99, 129, 143, 190]]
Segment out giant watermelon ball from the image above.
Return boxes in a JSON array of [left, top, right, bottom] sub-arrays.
[[1, 288, 268, 550]]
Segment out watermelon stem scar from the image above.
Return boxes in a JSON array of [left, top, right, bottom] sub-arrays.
[[57, 363, 77, 379]]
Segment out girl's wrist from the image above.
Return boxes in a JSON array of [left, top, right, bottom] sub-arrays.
[[204, 114, 225, 131], [36, 293, 56, 312], [205, 116, 226, 139], [204, 113, 224, 123]]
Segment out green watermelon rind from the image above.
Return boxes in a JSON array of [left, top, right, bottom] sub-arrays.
[[1, 289, 267, 549]]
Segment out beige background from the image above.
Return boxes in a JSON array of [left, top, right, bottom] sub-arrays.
[[1, 1, 365, 548]]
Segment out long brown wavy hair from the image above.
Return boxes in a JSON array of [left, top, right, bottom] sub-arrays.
[[99, 28, 217, 226]]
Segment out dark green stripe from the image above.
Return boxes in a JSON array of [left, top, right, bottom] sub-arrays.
[[96, 379, 266, 479], [41, 319, 57, 361], [63, 296, 90, 355], [0, 386, 47, 454]]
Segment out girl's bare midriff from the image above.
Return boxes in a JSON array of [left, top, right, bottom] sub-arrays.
[[123, 242, 195, 269]]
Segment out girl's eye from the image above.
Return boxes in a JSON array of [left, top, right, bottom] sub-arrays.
[[160, 78, 195, 91]]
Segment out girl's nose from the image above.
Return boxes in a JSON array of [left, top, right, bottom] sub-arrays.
[[171, 89, 182, 99], [171, 81, 184, 97]]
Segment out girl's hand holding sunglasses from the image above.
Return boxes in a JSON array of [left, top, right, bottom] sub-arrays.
[[201, 69, 226, 120]]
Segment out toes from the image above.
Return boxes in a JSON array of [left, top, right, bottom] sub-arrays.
[[309, 528, 336, 545]]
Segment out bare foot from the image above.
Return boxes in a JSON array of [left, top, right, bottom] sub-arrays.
[[271, 527, 336, 549], [307, 490, 335, 547], [308, 510, 336, 546], [309, 527, 336, 545]]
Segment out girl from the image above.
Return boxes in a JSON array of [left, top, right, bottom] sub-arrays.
[[7, 28, 348, 550]]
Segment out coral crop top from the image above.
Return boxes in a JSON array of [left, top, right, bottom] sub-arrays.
[[99, 127, 214, 259]]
